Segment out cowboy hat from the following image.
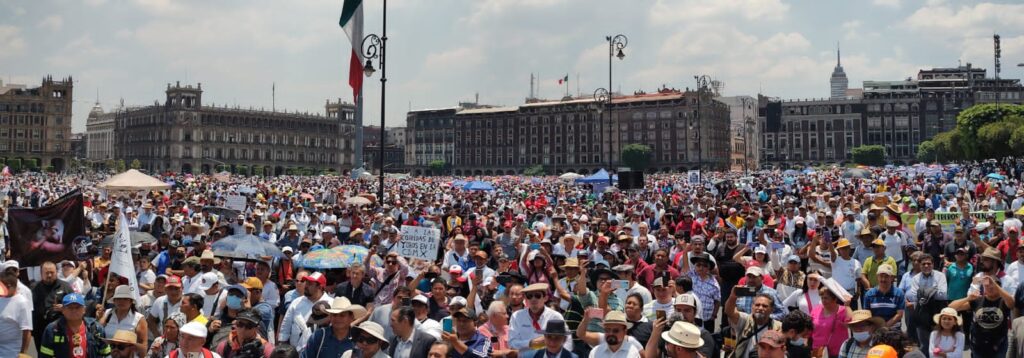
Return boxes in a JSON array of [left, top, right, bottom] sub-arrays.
[[662, 321, 704, 349], [689, 252, 716, 270], [933, 307, 963, 326], [601, 310, 633, 330], [323, 296, 368, 317], [847, 310, 885, 327]]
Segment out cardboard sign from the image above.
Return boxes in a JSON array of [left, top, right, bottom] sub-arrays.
[[901, 211, 1006, 236], [225, 194, 248, 212], [397, 226, 441, 261]]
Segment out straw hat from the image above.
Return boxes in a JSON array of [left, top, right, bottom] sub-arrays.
[[602, 310, 633, 330], [662, 321, 704, 349], [933, 307, 962, 326], [847, 310, 884, 327], [323, 296, 368, 317], [352, 321, 389, 347], [103, 330, 138, 345]]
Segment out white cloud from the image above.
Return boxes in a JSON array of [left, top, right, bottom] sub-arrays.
[[84, 0, 108, 6], [461, 0, 568, 26], [46, 35, 114, 68], [38, 15, 63, 32], [872, 0, 901, 8], [0, 26, 26, 58], [648, 0, 790, 25], [904, 3, 1024, 38]]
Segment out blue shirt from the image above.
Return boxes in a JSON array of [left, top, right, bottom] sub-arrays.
[[946, 263, 974, 301], [863, 286, 905, 322], [451, 331, 492, 358], [300, 327, 355, 358], [735, 285, 786, 321]]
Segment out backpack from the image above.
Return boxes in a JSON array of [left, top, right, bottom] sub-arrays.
[[914, 285, 945, 327]]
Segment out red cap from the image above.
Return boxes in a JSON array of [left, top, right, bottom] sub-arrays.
[[1010, 227, 1020, 233], [165, 275, 183, 287], [302, 272, 327, 287]]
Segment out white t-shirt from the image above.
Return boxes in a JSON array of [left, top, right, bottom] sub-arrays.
[[831, 256, 863, 291], [783, 289, 821, 315], [147, 295, 182, 335], [0, 295, 32, 357]]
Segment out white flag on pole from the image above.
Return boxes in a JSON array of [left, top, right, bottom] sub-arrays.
[[110, 212, 140, 301]]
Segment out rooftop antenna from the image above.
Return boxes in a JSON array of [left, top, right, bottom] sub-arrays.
[[576, 73, 580, 97], [529, 73, 534, 99], [272, 82, 276, 112]]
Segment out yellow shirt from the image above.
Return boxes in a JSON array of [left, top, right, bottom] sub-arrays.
[[191, 314, 209, 326]]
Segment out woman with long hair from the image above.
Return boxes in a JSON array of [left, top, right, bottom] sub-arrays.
[[928, 308, 964, 358], [783, 271, 825, 314]]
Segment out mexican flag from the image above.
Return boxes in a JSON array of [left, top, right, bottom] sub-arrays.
[[339, 0, 365, 100], [558, 74, 568, 85]]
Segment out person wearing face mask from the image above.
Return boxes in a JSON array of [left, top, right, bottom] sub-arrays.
[[781, 310, 813, 358], [836, 311, 883, 358]]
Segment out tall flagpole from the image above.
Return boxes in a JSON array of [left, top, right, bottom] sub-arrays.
[[355, 90, 364, 172]]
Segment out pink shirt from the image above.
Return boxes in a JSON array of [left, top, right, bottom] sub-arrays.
[[811, 305, 850, 357]]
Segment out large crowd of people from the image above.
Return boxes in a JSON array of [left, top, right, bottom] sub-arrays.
[[3, 158, 1024, 358]]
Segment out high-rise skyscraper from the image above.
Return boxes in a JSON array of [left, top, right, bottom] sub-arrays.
[[830, 45, 849, 99]]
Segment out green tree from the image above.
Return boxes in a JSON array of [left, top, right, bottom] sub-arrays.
[[130, 159, 142, 169], [115, 159, 126, 172], [931, 130, 962, 162], [24, 159, 38, 171], [8, 158, 21, 173], [104, 159, 115, 171], [851, 145, 886, 166], [523, 165, 545, 176], [429, 160, 447, 175], [956, 103, 1024, 159], [916, 140, 937, 163], [620, 143, 652, 171], [1010, 126, 1024, 155], [977, 120, 1021, 158]]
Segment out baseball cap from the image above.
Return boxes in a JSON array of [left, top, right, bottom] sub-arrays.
[[241, 277, 264, 290], [302, 272, 327, 287], [164, 275, 183, 287], [758, 330, 786, 348], [411, 294, 429, 305], [745, 266, 764, 277], [62, 293, 86, 306], [876, 264, 895, 277], [197, 272, 220, 291], [673, 293, 698, 308]]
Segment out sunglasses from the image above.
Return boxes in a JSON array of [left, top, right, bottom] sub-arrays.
[[386, 260, 398, 265], [525, 292, 546, 300], [112, 344, 133, 351]]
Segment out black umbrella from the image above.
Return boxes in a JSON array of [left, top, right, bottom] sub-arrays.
[[102, 231, 158, 247]]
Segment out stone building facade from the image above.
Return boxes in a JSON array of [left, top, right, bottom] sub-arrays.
[[0, 76, 73, 171], [439, 88, 730, 176], [115, 82, 357, 175], [85, 101, 116, 161]]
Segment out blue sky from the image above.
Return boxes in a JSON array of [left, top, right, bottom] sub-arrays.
[[1, 0, 1022, 132]]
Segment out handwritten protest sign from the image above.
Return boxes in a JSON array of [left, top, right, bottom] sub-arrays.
[[397, 226, 441, 261], [225, 194, 247, 212]]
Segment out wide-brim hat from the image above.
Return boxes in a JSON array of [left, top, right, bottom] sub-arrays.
[[199, 250, 221, 264], [352, 321, 390, 347], [981, 247, 1003, 263], [111, 285, 135, 301], [323, 296, 368, 317], [602, 310, 633, 330], [886, 203, 902, 214], [933, 307, 962, 326], [543, 319, 570, 336], [847, 310, 885, 327], [689, 252, 716, 270], [835, 239, 852, 249], [662, 321, 704, 349], [103, 330, 138, 345]]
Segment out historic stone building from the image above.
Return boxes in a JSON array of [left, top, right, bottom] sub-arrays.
[[115, 82, 357, 175], [760, 97, 865, 166], [85, 100, 116, 161], [439, 87, 730, 176], [0, 76, 73, 171]]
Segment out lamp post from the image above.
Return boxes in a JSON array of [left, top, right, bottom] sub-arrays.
[[593, 88, 609, 186], [362, 0, 387, 205], [603, 34, 626, 187], [693, 75, 711, 177]]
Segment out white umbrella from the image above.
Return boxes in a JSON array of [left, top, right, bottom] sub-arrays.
[[357, 171, 374, 180], [345, 196, 372, 206], [559, 172, 583, 180]]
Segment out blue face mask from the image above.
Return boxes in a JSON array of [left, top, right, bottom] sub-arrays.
[[790, 337, 807, 346], [226, 295, 244, 310]]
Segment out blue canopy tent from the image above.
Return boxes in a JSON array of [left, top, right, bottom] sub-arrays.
[[462, 180, 495, 191], [575, 168, 618, 184]]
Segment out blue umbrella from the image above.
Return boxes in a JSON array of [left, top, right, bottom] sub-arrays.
[[782, 169, 799, 176], [987, 173, 1006, 180], [463, 180, 495, 191], [210, 234, 285, 261]]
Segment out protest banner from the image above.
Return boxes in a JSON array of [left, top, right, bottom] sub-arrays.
[[8, 189, 87, 266], [397, 226, 441, 261], [901, 211, 1006, 236], [225, 194, 248, 212]]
